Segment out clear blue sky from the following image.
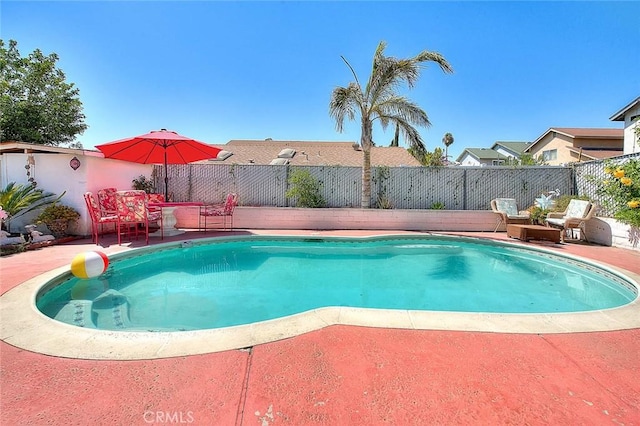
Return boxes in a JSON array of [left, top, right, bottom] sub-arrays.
[[3, 1, 639, 160]]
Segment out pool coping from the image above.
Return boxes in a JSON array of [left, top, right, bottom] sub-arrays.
[[1, 233, 639, 360]]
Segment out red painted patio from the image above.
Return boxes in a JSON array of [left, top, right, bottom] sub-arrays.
[[1, 231, 639, 425]]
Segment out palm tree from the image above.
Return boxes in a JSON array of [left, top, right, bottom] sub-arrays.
[[442, 132, 454, 162], [329, 41, 453, 208]]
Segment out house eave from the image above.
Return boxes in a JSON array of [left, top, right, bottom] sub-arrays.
[[609, 96, 640, 122], [0, 141, 103, 157]]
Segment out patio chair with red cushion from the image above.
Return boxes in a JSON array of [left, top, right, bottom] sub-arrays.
[[199, 193, 238, 232], [145, 193, 165, 219], [147, 193, 165, 204], [84, 192, 119, 245], [114, 190, 163, 245], [97, 187, 118, 215]]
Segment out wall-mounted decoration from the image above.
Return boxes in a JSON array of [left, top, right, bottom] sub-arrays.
[[70, 156, 81, 170]]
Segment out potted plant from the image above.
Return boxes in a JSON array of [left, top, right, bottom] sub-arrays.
[[36, 203, 80, 238], [132, 175, 155, 194]]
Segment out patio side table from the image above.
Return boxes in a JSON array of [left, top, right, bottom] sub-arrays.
[[149, 202, 203, 237]]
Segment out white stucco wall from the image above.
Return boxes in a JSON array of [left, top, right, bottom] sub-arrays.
[[1, 152, 152, 235], [458, 153, 480, 166], [585, 217, 639, 251], [622, 104, 640, 155], [493, 147, 515, 158]]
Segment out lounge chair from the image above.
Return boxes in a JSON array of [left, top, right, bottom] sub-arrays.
[[545, 199, 596, 242], [490, 198, 531, 232]]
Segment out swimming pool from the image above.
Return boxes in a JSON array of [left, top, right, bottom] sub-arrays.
[[36, 236, 637, 332]]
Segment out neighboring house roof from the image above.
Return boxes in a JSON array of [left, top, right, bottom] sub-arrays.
[[205, 140, 422, 167], [610, 96, 640, 122], [0, 141, 103, 157], [490, 141, 532, 156], [456, 148, 507, 163], [526, 127, 623, 152], [566, 147, 623, 160]]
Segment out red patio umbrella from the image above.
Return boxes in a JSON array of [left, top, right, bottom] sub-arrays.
[[96, 129, 221, 201]]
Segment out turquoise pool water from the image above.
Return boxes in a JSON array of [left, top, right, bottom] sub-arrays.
[[36, 236, 637, 331]]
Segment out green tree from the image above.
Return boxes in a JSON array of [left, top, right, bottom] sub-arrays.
[[0, 39, 87, 146], [408, 146, 446, 166], [442, 132, 454, 162], [329, 41, 453, 208], [509, 153, 547, 166]]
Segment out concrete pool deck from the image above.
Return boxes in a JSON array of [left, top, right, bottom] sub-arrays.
[[1, 230, 640, 424]]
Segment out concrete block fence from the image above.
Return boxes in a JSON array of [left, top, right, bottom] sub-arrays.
[[173, 207, 500, 232]]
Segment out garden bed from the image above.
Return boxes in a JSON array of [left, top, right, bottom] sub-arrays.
[[0, 235, 82, 256]]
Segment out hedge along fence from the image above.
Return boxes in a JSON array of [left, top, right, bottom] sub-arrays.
[[153, 163, 575, 211]]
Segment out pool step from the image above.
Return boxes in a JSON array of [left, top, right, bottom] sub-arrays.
[[92, 289, 132, 329], [50, 300, 97, 328]]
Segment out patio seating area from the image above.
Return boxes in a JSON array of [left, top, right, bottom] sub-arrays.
[[85, 187, 238, 244], [1, 230, 639, 424]]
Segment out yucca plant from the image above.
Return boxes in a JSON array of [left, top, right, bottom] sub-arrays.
[[0, 182, 63, 231]]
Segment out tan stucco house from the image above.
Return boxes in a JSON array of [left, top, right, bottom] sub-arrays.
[[610, 96, 640, 155], [525, 128, 623, 165]]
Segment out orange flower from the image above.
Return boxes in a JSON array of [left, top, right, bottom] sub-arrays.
[[613, 168, 625, 178], [620, 177, 633, 186], [627, 200, 640, 209]]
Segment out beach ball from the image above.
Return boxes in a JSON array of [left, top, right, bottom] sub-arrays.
[[71, 251, 109, 279]]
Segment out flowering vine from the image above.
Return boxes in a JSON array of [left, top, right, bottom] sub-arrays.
[[598, 159, 640, 227]]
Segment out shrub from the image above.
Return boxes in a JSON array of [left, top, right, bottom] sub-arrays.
[[595, 159, 640, 227], [286, 169, 326, 208], [36, 203, 80, 224]]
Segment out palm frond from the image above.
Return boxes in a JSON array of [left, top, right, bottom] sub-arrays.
[[0, 182, 62, 220], [375, 96, 430, 128], [397, 119, 427, 152], [414, 50, 454, 75], [329, 83, 363, 133]]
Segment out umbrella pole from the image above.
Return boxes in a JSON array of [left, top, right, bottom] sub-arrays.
[[164, 149, 169, 201]]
